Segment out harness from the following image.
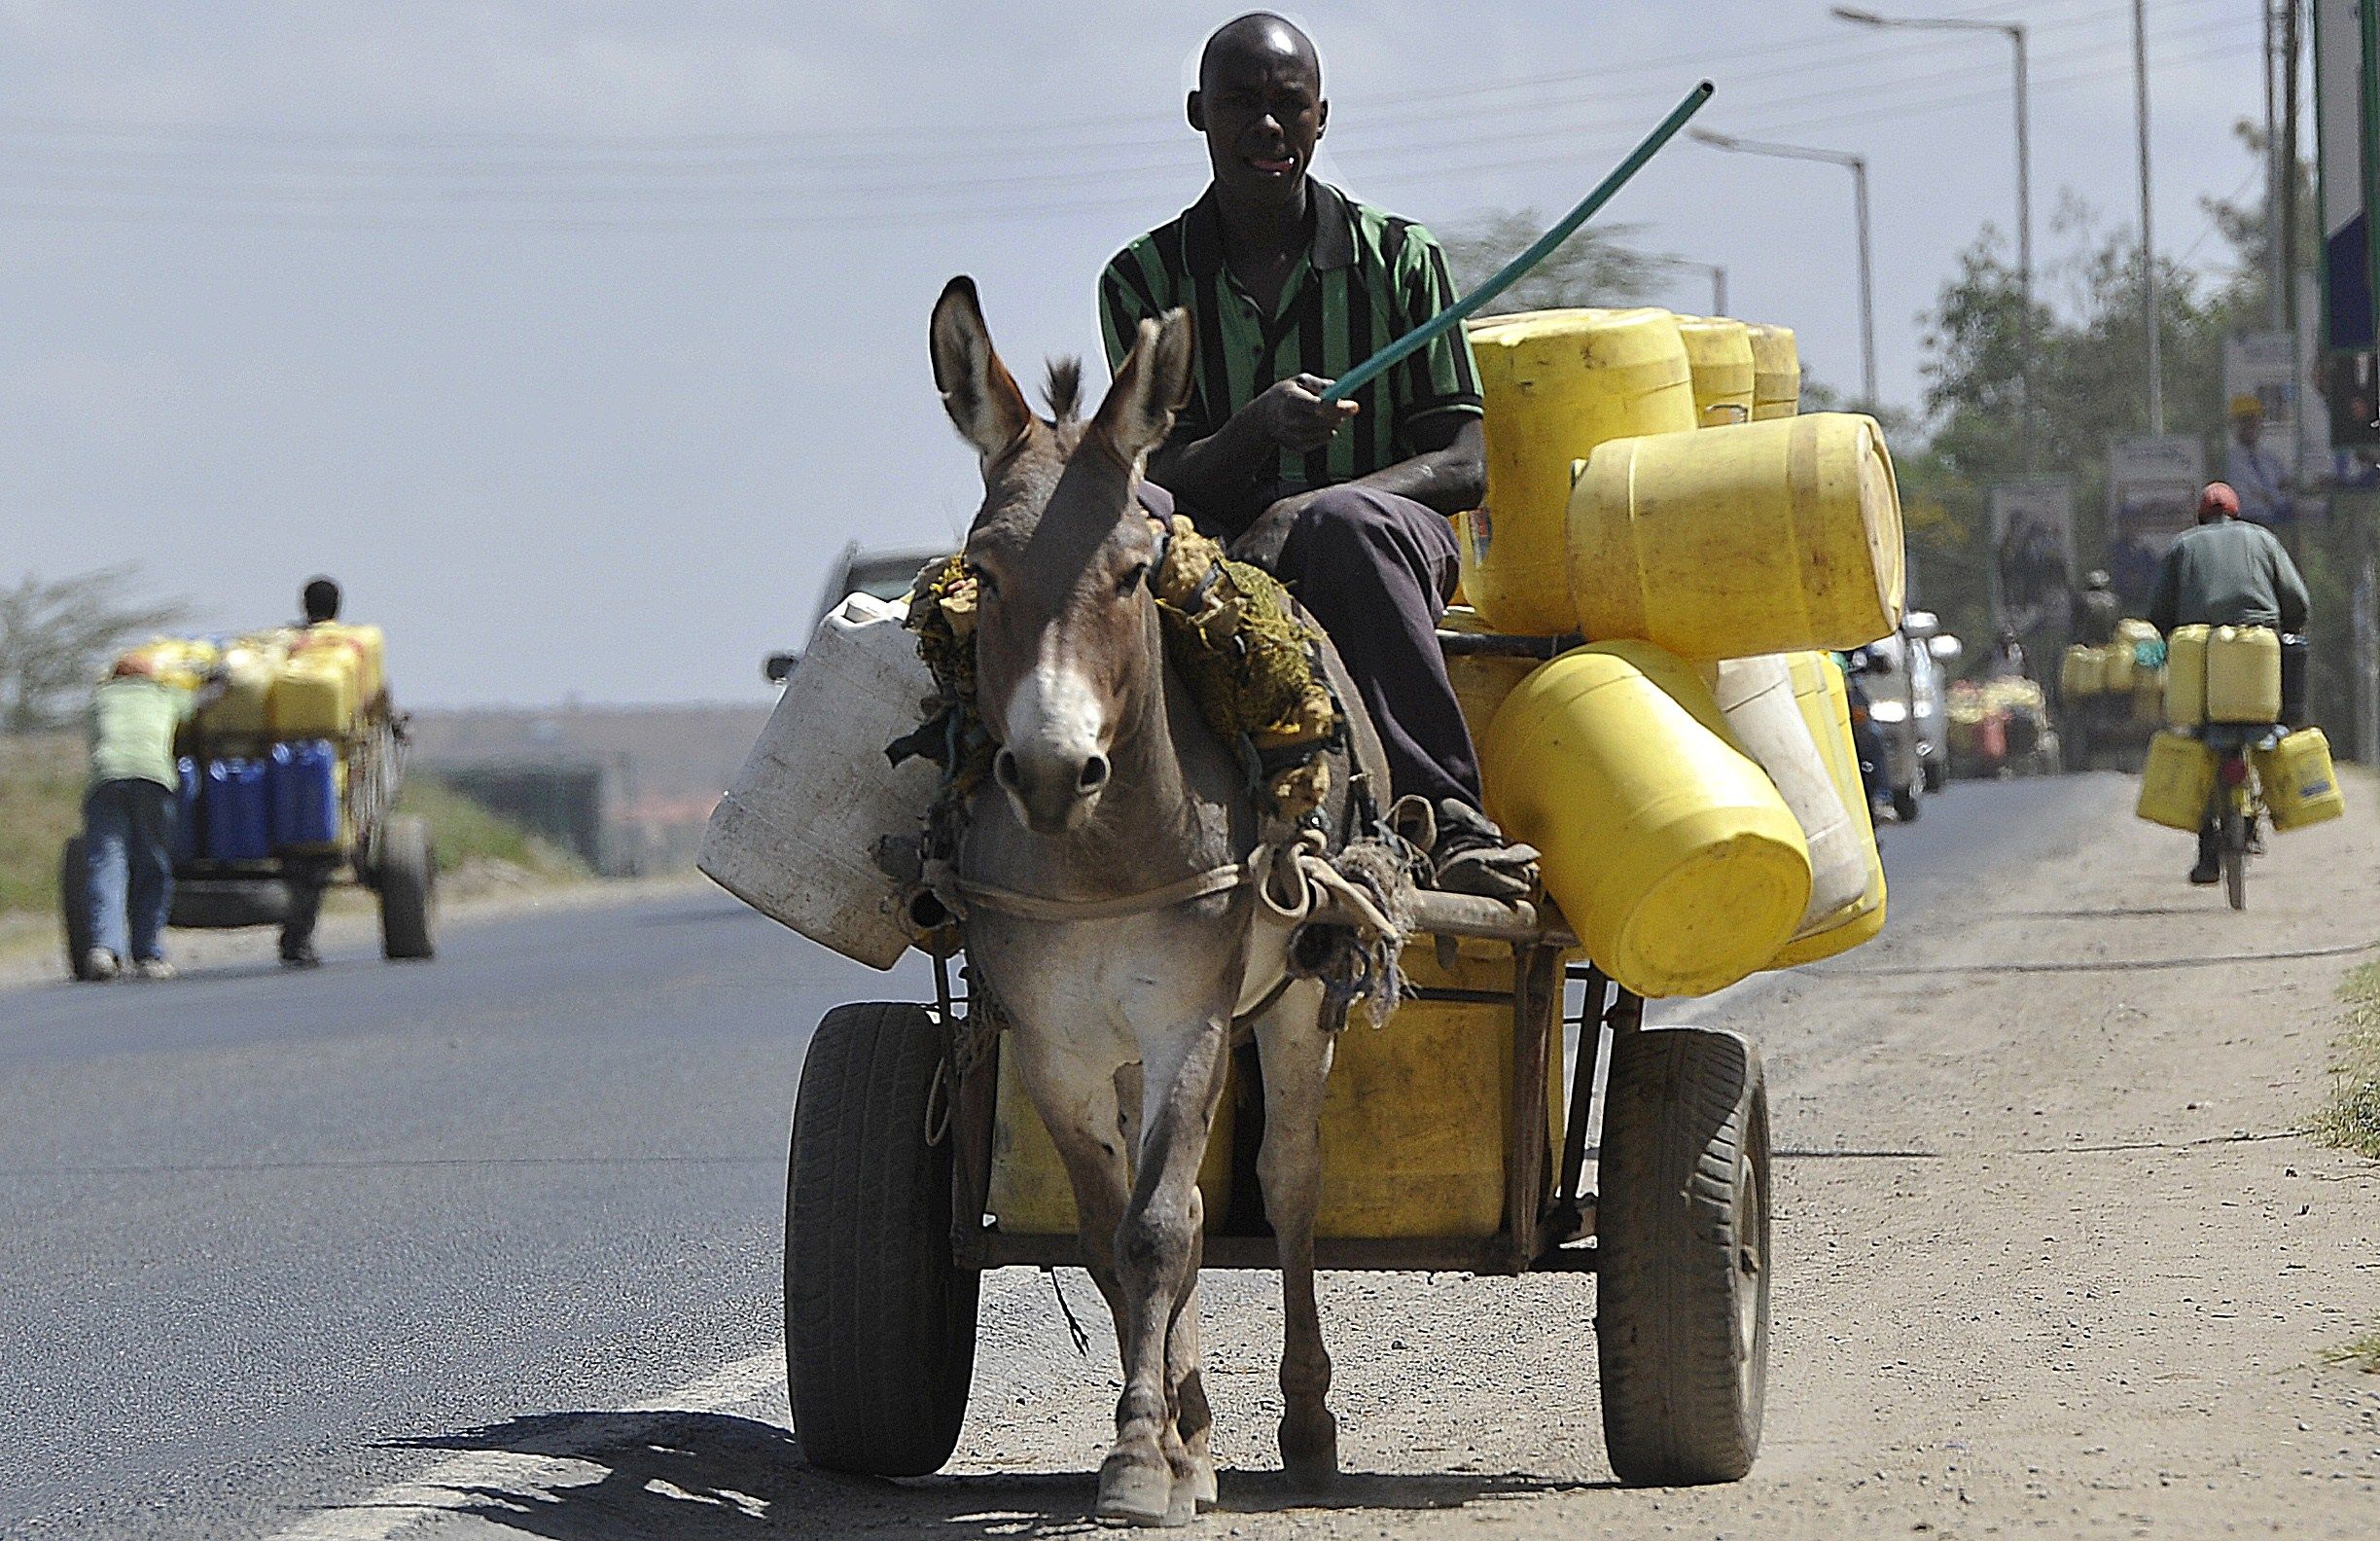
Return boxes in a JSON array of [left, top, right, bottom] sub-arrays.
[[891, 518, 1411, 1027]]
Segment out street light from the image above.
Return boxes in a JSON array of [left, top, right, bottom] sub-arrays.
[[1690, 126, 1876, 404], [1832, 6, 2033, 467]]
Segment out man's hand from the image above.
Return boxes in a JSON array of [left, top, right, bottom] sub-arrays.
[[1244, 374, 1359, 452], [1229, 492, 1313, 571]]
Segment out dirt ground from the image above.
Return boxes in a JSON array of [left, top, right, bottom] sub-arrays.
[[858, 774, 2380, 1539]]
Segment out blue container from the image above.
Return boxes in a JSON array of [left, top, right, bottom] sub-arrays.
[[169, 757, 201, 864], [204, 758, 272, 862], [269, 740, 341, 849]]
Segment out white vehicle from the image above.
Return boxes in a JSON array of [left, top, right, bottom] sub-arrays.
[[1860, 611, 1961, 822], [764, 541, 949, 683]]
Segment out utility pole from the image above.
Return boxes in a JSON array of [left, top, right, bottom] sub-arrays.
[[2135, 0, 2163, 435], [2268, 3, 2287, 327], [2282, 0, 2305, 484]]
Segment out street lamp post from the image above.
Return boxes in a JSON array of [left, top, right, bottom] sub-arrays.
[[1690, 127, 1875, 404], [2135, 0, 2163, 434], [1832, 8, 2033, 465]]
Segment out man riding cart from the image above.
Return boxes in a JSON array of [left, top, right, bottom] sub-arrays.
[[1097, 12, 1536, 901]]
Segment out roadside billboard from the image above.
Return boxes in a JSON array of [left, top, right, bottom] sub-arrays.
[[1989, 479, 2075, 632], [2106, 436, 2205, 608]]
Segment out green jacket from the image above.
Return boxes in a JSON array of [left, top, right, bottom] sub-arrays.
[[2146, 519, 2310, 635], [87, 676, 195, 791]]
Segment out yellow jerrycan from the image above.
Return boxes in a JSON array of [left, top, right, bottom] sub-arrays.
[[1675, 315, 1757, 427], [2060, 644, 2106, 699], [1567, 412, 1906, 661], [986, 1045, 1235, 1236], [2256, 727, 2345, 831], [1482, 640, 1812, 998], [1459, 307, 1698, 635], [2165, 625, 2208, 726], [2137, 730, 2218, 831], [1769, 651, 1887, 967], [1316, 942, 1562, 1239], [2205, 626, 2283, 723], [1746, 323, 1801, 420]]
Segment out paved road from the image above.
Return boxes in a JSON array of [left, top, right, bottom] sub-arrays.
[[0, 775, 2109, 1539]]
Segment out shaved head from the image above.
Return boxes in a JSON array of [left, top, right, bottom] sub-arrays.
[[1198, 13, 1321, 94], [1188, 12, 1327, 212]]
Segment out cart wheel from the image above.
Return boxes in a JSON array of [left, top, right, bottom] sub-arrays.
[[1890, 786, 1921, 823], [787, 1001, 977, 1477], [376, 815, 438, 960], [59, 836, 95, 980], [1597, 1025, 1770, 1486]]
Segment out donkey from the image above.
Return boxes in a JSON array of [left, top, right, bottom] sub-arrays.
[[928, 274, 1388, 1525]]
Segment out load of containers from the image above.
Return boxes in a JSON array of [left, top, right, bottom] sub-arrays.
[[117, 623, 388, 863], [2136, 623, 2344, 833], [1449, 305, 1901, 999], [706, 305, 1905, 1014]]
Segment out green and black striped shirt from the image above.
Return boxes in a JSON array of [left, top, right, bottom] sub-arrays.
[[1098, 181, 1483, 497]]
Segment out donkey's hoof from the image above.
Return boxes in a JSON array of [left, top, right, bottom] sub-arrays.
[[1279, 1413, 1339, 1489], [1185, 1454, 1220, 1513], [1095, 1451, 1179, 1527]]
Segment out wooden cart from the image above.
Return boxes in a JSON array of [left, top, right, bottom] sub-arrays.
[[782, 883, 1772, 1489]]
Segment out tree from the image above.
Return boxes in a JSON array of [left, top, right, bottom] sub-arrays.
[[0, 567, 188, 734], [1440, 208, 1666, 315]]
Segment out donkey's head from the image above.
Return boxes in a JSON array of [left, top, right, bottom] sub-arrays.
[[929, 276, 1193, 835]]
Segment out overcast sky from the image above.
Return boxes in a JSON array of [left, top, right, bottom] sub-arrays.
[[1, 0, 2265, 707]]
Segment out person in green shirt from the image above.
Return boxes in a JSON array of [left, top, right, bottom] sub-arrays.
[[2146, 481, 2312, 885], [1097, 13, 1536, 898], [82, 654, 205, 980]]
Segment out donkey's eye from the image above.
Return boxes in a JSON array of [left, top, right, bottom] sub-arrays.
[[976, 568, 1001, 599], [1116, 561, 1150, 595]]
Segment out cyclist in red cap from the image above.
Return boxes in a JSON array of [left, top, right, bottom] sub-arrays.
[[2147, 481, 2311, 882]]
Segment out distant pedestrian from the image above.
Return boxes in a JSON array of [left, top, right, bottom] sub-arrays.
[[82, 655, 215, 982], [2224, 396, 2292, 526], [2071, 570, 2121, 646], [280, 575, 346, 968]]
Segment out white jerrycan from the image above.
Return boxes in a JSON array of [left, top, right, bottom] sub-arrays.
[[1711, 653, 1870, 936], [700, 592, 941, 969]]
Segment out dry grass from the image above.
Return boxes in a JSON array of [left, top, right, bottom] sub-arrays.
[[2318, 961, 2380, 1161]]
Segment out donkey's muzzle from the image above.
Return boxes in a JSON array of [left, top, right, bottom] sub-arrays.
[[994, 744, 1109, 833]]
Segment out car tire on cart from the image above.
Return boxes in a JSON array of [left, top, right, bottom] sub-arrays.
[[375, 814, 438, 960], [786, 1000, 977, 1477], [1596, 1024, 1771, 1486], [59, 836, 95, 979]]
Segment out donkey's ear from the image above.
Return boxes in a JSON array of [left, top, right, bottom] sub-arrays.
[[930, 275, 1033, 464], [1090, 309, 1194, 468]]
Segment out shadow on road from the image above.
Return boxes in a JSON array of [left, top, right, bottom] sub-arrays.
[[380, 1410, 1586, 1538]]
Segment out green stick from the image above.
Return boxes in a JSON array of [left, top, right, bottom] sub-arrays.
[[1320, 80, 1716, 405]]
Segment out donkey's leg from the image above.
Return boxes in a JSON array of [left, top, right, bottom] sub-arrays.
[[1253, 982, 1340, 1486], [1099, 1015, 1230, 1525], [1166, 1205, 1219, 1511]]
